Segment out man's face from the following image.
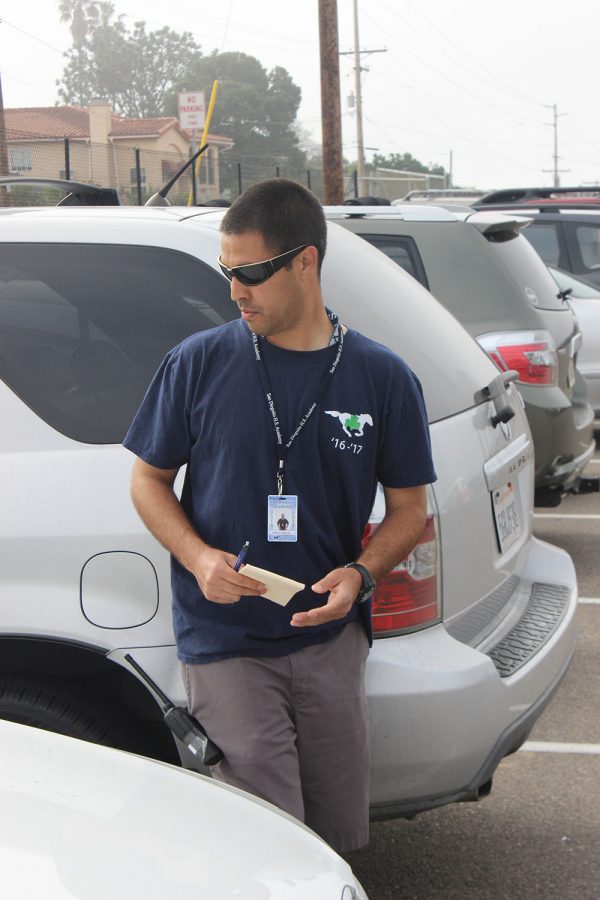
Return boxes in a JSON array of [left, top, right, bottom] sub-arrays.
[[219, 231, 306, 340]]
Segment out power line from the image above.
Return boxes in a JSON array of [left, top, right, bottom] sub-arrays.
[[219, 0, 236, 52], [0, 70, 58, 101], [0, 17, 65, 54], [359, 10, 538, 125], [564, 114, 600, 155], [363, 114, 543, 176], [399, 0, 545, 108], [543, 103, 569, 187], [339, 0, 386, 179]]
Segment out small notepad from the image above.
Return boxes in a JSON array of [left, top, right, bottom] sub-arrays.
[[240, 564, 304, 606]]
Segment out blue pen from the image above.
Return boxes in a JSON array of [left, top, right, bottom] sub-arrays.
[[233, 541, 250, 572]]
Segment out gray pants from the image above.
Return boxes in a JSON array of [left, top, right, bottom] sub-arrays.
[[182, 619, 370, 853]]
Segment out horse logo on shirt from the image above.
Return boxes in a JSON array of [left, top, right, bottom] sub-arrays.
[[325, 410, 374, 437]]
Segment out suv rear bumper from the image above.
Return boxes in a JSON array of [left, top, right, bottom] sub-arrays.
[[365, 536, 577, 818], [549, 436, 595, 483], [369, 635, 574, 820], [522, 385, 596, 488]]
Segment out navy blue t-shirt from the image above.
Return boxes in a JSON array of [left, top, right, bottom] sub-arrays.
[[123, 318, 436, 663]]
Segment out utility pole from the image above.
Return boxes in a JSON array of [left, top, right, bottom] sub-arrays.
[[319, 0, 344, 204], [543, 103, 567, 187], [340, 1, 386, 194], [352, 0, 365, 183]]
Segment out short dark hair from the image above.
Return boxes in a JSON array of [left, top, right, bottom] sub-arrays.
[[221, 179, 327, 273]]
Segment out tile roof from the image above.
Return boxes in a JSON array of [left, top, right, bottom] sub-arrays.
[[3, 106, 232, 145], [5, 107, 91, 139], [110, 116, 179, 137]]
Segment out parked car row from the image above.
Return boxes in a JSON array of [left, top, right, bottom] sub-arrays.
[[0, 202, 579, 844], [326, 202, 597, 506], [472, 186, 600, 418], [475, 189, 600, 288], [546, 266, 600, 415]]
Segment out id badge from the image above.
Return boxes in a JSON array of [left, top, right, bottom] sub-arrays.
[[268, 495, 298, 542]]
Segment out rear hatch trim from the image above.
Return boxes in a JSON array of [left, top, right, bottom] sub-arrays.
[[483, 433, 532, 491]]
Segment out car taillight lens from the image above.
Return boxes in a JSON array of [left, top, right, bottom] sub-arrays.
[[362, 515, 440, 636], [477, 330, 558, 385]]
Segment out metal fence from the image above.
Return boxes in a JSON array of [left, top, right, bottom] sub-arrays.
[[1, 133, 444, 206]]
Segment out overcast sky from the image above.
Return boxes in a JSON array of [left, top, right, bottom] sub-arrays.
[[1, 0, 599, 190]]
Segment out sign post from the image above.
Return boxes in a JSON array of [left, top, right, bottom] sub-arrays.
[[178, 92, 206, 201]]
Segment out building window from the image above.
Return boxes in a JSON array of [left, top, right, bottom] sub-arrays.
[[130, 167, 146, 185], [9, 147, 33, 173]]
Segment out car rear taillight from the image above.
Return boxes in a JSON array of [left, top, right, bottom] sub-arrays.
[[478, 330, 558, 385], [363, 515, 440, 636]]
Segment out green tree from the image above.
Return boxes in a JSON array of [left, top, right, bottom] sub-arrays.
[[57, 3, 201, 117], [58, 1, 121, 106], [370, 151, 445, 176], [167, 51, 306, 189], [59, 0, 112, 43]]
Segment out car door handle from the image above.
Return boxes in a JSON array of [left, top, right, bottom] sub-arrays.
[[478, 370, 519, 428]]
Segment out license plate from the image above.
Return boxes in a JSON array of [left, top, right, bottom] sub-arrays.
[[492, 481, 522, 553]]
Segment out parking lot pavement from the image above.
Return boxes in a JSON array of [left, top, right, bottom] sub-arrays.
[[526, 604, 600, 745], [533, 461, 600, 592], [348, 445, 600, 899], [349, 753, 600, 900]]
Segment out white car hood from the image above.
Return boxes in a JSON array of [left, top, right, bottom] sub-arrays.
[[0, 721, 365, 899]]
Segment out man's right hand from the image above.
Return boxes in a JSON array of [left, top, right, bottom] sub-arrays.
[[129, 458, 266, 605], [193, 546, 266, 604]]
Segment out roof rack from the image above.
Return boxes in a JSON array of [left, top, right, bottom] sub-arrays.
[[477, 186, 600, 206], [325, 204, 459, 223], [398, 188, 485, 201]]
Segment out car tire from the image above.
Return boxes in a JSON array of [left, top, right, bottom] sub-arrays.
[[0, 676, 148, 752]]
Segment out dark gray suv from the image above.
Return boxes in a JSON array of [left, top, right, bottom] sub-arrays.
[[474, 187, 600, 287], [326, 204, 596, 506]]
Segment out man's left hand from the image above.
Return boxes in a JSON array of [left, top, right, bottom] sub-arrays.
[[290, 566, 362, 627]]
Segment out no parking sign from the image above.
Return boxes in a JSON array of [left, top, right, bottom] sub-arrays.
[[177, 92, 206, 132]]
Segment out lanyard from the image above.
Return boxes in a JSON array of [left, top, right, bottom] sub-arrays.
[[251, 309, 344, 494]]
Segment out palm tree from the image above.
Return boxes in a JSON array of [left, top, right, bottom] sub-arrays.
[[58, 1, 113, 47]]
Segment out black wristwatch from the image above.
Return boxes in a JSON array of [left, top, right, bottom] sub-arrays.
[[344, 562, 376, 604]]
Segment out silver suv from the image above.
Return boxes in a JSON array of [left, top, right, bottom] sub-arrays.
[[326, 204, 596, 507], [0, 205, 578, 820]]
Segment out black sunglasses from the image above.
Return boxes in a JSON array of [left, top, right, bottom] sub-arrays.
[[217, 244, 309, 286]]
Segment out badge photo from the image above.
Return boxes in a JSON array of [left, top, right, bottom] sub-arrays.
[[267, 495, 298, 542]]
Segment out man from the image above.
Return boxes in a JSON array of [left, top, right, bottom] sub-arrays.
[[124, 179, 436, 853]]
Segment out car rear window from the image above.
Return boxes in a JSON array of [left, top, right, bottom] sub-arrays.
[[322, 224, 499, 423], [0, 244, 235, 443], [355, 234, 429, 289], [485, 231, 567, 310], [575, 224, 600, 271], [522, 223, 561, 267]]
